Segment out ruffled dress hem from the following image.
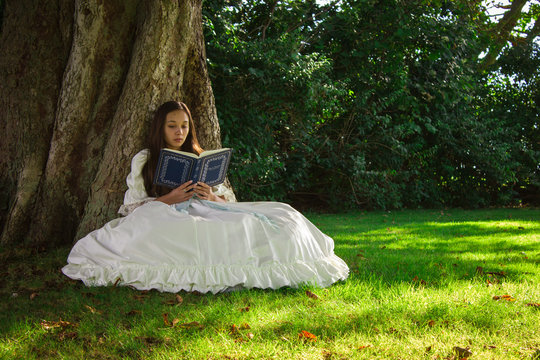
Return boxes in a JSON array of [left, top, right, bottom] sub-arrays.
[[62, 254, 348, 294]]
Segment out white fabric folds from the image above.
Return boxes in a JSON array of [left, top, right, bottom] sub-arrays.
[[62, 150, 349, 293]]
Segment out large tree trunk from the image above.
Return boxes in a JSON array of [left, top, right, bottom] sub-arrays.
[[0, 0, 228, 247]]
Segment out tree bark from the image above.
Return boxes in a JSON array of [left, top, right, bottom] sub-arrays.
[[0, 0, 74, 246], [0, 0, 229, 247]]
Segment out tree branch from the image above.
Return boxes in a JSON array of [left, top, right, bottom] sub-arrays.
[[261, 1, 278, 41], [479, 0, 529, 70]]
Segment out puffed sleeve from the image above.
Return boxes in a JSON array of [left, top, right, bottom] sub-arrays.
[[117, 149, 156, 216], [212, 183, 237, 203]]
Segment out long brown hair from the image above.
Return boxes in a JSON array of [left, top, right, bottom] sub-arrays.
[[142, 101, 203, 197]]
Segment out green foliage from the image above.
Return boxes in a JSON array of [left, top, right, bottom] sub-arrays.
[[204, 0, 539, 209]]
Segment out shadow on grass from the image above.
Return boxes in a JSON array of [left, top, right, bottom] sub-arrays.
[[330, 210, 539, 285], [0, 208, 538, 358]]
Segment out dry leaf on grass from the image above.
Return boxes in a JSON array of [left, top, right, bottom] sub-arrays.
[[177, 321, 204, 329], [29, 292, 39, 300], [133, 294, 149, 303], [427, 320, 435, 327], [299, 330, 317, 341], [162, 313, 171, 326], [493, 294, 515, 301], [240, 323, 251, 330], [358, 345, 372, 350], [453, 346, 473, 358], [526, 302, 540, 308], [306, 290, 319, 300], [240, 306, 250, 312], [84, 305, 102, 314], [41, 320, 76, 330]]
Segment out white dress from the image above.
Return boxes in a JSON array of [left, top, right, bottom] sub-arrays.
[[62, 150, 349, 293]]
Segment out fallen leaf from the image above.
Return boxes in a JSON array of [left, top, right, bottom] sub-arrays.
[[493, 294, 515, 301], [240, 323, 251, 330], [230, 324, 239, 334], [178, 321, 204, 329], [428, 320, 435, 327], [162, 313, 170, 326], [133, 294, 149, 302], [358, 345, 372, 350], [240, 306, 250, 312], [453, 346, 473, 358], [40, 320, 75, 330], [425, 345, 432, 352], [299, 330, 317, 341], [84, 305, 102, 314], [525, 303, 540, 308], [246, 332, 254, 339], [171, 318, 180, 327], [29, 293, 39, 300], [58, 331, 77, 341], [175, 294, 183, 304], [306, 290, 319, 300]]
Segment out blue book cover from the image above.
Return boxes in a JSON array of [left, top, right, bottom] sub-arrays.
[[153, 148, 232, 188]]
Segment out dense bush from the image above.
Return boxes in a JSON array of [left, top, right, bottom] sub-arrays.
[[203, 0, 540, 209]]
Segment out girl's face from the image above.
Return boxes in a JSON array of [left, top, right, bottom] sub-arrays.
[[163, 110, 189, 150]]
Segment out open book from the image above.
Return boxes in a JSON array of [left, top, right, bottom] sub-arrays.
[[153, 148, 232, 188]]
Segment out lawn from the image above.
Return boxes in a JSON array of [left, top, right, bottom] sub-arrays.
[[0, 208, 539, 359]]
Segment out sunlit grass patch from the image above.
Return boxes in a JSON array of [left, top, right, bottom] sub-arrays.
[[1, 208, 539, 359]]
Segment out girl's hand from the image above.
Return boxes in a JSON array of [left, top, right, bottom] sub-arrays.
[[194, 182, 225, 202], [156, 181, 195, 204]]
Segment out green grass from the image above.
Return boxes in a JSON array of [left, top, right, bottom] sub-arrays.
[[1, 208, 539, 359]]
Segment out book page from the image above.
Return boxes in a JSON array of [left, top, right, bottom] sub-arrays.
[[163, 148, 231, 159]]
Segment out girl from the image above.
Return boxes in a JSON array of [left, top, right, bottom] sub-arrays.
[[62, 101, 349, 293]]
